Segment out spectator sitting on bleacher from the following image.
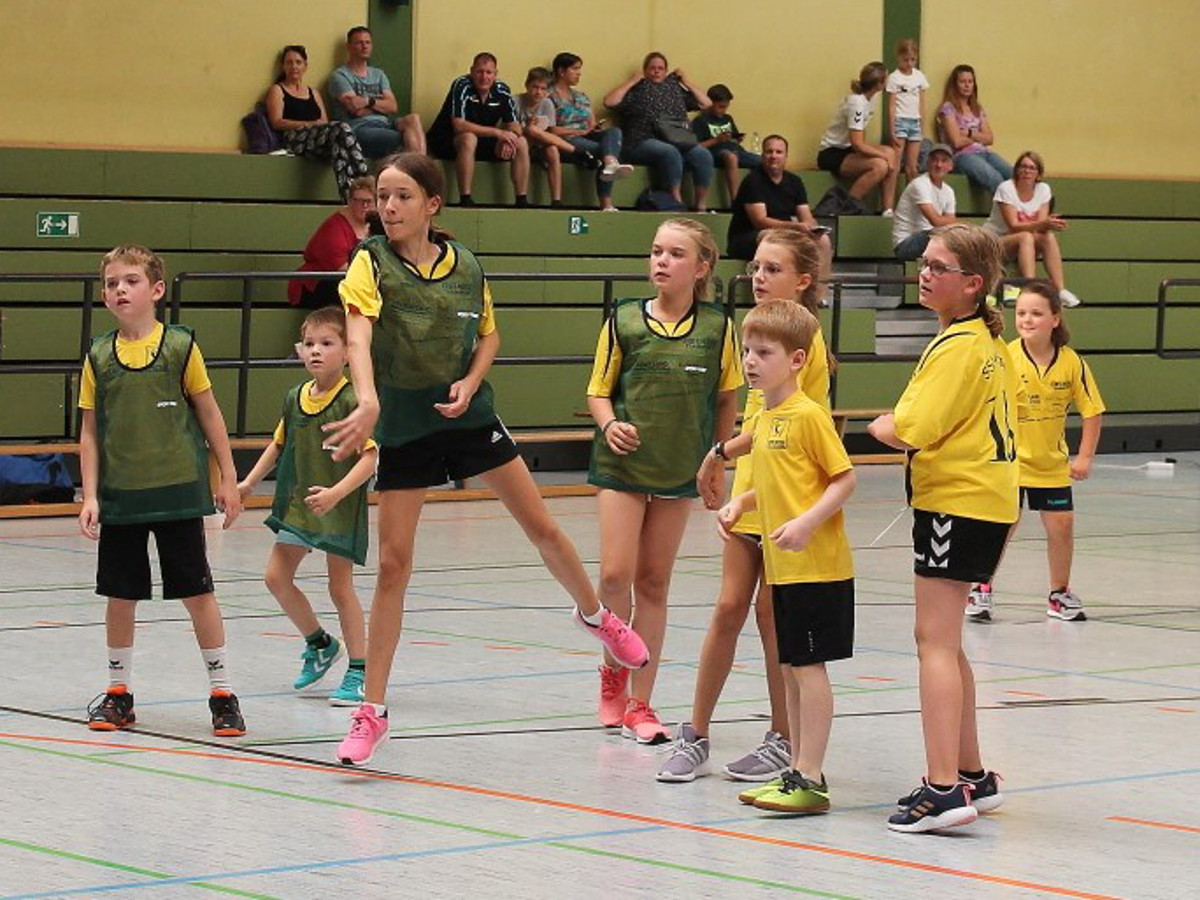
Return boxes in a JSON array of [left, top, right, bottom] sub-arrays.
[[287, 176, 375, 310], [727, 135, 832, 302], [984, 151, 1081, 307], [426, 53, 530, 207], [892, 143, 957, 261], [937, 64, 1011, 195], [692, 84, 761, 208], [548, 52, 634, 212], [816, 62, 899, 215], [328, 26, 426, 160], [604, 52, 714, 212], [517, 67, 601, 208], [265, 45, 370, 199]]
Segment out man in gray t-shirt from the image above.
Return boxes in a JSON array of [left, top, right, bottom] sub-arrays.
[[328, 26, 424, 158]]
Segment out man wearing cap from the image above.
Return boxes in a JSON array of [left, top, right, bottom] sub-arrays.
[[892, 143, 958, 260]]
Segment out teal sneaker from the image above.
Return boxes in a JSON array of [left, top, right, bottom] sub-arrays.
[[329, 666, 365, 707], [293, 636, 343, 690]]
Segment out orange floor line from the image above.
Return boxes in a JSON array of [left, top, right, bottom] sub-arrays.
[[1108, 815, 1200, 835], [0, 730, 1121, 899]]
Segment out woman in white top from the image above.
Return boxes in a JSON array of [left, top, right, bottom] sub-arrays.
[[816, 62, 899, 214], [985, 151, 1081, 307]]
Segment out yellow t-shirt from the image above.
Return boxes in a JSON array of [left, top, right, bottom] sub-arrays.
[[730, 327, 832, 535], [271, 375, 378, 453], [1010, 339, 1105, 488], [585, 300, 743, 397], [78, 322, 211, 409], [893, 315, 1020, 524], [339, 241, 496, 336], [749, 387, 854, 584]]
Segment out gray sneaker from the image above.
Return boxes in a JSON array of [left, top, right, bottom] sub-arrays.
[[723, 730, 792, 782], [656, 722, 711, 782]]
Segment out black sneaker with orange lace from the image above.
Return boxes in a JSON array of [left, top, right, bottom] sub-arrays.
[[87, 686, 136, 731], [209, 691, 246, 737]]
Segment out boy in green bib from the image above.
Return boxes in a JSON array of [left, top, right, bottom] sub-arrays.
[[79, 246, 246, 737], [238, 308, 377, 705]]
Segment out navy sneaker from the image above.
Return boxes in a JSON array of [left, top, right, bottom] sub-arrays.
[[962, 770, 1004, 813], [888, 781, 977, 833]]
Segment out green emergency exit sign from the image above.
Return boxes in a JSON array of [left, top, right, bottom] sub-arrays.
[[36, 212, 80, 238]]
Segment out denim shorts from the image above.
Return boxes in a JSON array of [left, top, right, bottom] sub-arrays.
[[893, 117, 922, 141]]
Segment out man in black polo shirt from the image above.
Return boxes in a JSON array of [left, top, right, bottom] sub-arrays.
[[727, 134, 832, 300], [426, 52, 531, 207]]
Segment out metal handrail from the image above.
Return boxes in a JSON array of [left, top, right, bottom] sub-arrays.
[[1156, 278, 1200, 359]]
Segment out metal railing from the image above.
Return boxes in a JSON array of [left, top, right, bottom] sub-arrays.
[[1156, 278, 1200, 359]]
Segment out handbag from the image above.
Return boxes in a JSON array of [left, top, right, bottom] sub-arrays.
[[653, 120, 698, 151], [241, 103, 282, 154]]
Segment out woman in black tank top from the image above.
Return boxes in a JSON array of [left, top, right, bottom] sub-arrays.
[[264, 45, 368, 198]]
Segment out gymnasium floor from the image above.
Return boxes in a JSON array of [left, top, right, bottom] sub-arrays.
[[0, 452, 1197, 898]]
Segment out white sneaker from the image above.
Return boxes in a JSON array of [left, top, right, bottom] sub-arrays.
[[965, 583, 994, 622], [1047, 588, 1086, 621], [1059, 289, 1082, 308], [600, 161, 634, 182], [881, 208, 895, 218]]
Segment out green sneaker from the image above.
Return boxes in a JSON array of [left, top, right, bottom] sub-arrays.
[[329, 666, 365, 707], [752, 770, 830, 814], [738, 776, 784, 806], [294, 636, 343, 690]]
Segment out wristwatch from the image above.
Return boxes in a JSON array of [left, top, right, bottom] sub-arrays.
[[712, 441, 728, 461]]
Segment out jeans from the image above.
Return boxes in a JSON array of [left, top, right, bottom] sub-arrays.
[[710, 144, 761, 168], [893, 231, 932, 261], [624, 138, 714, 190], [566, 128, 624, 198], [953, 150, 1012, 194], [352, 120, 405, 159]]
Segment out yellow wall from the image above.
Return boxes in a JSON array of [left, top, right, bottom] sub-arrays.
[[413, 0, 884, 167], [0, 1, 367, 150], [922, 0, 1200, 178]]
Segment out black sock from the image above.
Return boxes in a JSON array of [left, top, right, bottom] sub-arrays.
[[515, 194, 529, 208], [458, 193, 474, 206], [349, 658, 365, 672], [959, 769, 986, 782], [928, 782, 956, 792], [304, 628, 331, 649]]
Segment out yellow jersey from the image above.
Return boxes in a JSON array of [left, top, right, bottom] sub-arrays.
[[272, 376, 378, 453], [79, 321, 210, 409], [731, 328, 831, 535], [749, 387, 854, 585], [1010, 339, 1105, 488], [894, 314, 1019, 524]]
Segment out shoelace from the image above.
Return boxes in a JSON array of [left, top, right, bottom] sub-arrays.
[[347, 708, 377, 738], [753, 736, 790, 765], [599, 667, 626, 698], [659, 734, 706, 763]]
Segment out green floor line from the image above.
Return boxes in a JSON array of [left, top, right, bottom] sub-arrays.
[[0, 835, 279, 899]]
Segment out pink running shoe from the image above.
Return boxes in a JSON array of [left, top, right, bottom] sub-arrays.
[[622, 699, 669, 744], [574, 607, 649, 669], [337, 703, 389, 766], [597, 664, 629, 727]]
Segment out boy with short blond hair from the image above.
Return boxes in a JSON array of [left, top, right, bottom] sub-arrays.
[[718, 299, 855, 813], [80, 245, 246, 737]]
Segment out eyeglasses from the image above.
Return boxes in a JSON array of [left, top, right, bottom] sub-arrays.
[[918, 257, 971, 277], [745, 261, 790, 278]]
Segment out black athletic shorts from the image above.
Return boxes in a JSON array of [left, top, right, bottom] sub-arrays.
[[817, 146, 853, 174], [1021, 485, 1074, 512], [771, 579, 855, 666], [911, 509, 1010, 583], [375, 419, 520, 490], [97, 517, 214, 600]]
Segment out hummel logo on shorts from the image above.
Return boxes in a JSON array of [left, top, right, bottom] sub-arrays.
[[491, 431, 503, 443]]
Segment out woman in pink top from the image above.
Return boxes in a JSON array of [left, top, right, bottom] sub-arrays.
[[937, 65, 1011, 194]]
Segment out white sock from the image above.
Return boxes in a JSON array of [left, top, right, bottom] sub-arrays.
[[579, 604, 605, 627], [107, 646, 133, 688], [367, 703, 388, 717], [200, 646, 232, 693]]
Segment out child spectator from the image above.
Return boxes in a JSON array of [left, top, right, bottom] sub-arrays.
[[237, 308, 377, 705], [716, 299, 856, 814], [886, 39, 930, 181], [516, 66, 601, 208], [79, 246, 246, 737], [692, 84, 761, 207]]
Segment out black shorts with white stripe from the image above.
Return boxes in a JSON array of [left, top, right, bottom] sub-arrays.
[[911, 509, 1011, 583]]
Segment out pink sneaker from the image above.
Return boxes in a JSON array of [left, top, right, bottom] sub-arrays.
[[597, 664, 629, 727], [574, 607, 649, 669], [622, 698, 669, 744], [337, 703, 389, 766]]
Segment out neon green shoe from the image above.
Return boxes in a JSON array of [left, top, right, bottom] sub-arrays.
[[738, 776, 784, 805], [752, 770, 830, 814]]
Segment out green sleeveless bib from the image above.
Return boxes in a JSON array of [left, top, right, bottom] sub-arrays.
[[265, 380, 370, 565], [363, 236, 497, 445], [91, 325, 214, 524], [588, 298, 729, 497]]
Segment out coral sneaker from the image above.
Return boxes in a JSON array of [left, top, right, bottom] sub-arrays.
[[337, 703, 389, 766], [622, 698, 669, 745], [574, 607, 649, 669], [597, 664, 629, 727]]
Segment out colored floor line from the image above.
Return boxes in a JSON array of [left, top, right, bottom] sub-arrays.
[[0, 733, 1125, 899], [0, 836, 279, 899], [1106, 815, 1200, 836]]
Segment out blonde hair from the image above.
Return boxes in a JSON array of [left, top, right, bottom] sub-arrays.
[[100, 245, 164, 285], [346, 175, 375, 196], [755, 229, 837, 372], [743, 299, 819, 354], [658, 217, 719, 302], [851, 61, 887, 94], [929, 224, 1005, 337], [301, 306, 347, 342], [895, 38, 919, 59], [1013, 150, 1045, 181]]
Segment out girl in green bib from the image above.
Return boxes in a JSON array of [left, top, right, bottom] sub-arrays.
[[587, 218, 742, 744], [323, 152, 648, 767]]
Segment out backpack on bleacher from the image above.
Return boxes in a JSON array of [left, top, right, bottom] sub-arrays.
[[0, 454, 76, 505], [241, 103, 283, 154], [634, 188, 687, 212], [813, 184, 868, 217]]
